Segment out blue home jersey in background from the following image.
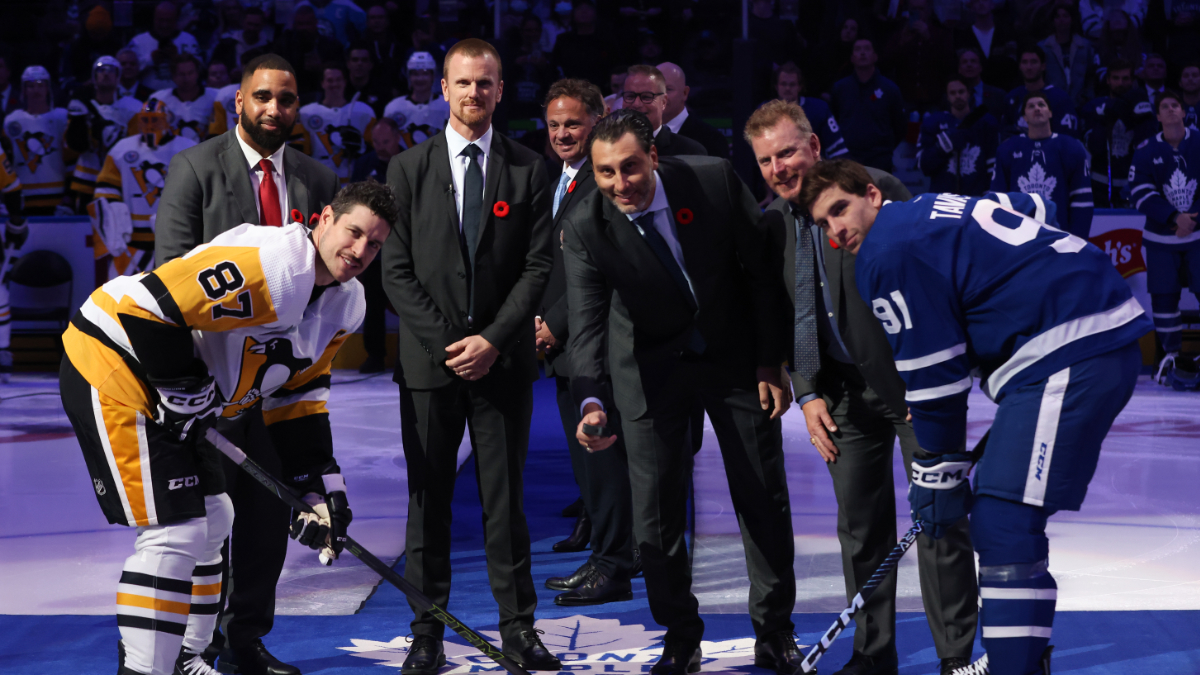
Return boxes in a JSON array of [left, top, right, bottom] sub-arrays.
[[991, 133, 1094, 238], [1001, 84, 1078, 138], [855, 192, 1152, 455], [917, 109, 1000, 196], [1129, 129, 1200, 246], [799, 96, 849, 159]]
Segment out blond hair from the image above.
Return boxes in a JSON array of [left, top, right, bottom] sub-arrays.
[[743, 99, 814, 145]]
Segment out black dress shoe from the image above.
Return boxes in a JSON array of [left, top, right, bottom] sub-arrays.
[[546, 561, 595, 590], [754, 631, 806, 675], [830, 651, 898, 675], [401, 636, 445, 675], [562, 497, 584, 518], [554, 569, 633, 606], [651, 639, 701, 675], [502, 629, 562, 671], [217, 641, 301, 675], [552, 511, 591, 552], [630, 547, 643, 578]]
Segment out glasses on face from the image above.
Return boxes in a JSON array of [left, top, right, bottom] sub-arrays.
[[621, 91, 664, 104]]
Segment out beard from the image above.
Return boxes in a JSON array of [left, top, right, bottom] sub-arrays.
[[453, 98, 490, 127], [241, 111, 291, 153]]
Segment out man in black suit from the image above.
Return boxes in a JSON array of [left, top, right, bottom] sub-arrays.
[[745, 100, 979, 675], [156, 54, 340, 675], [381, 39, 560, 675], [535, 78, 638, 606], [622, 65, 707, 158], [658, 62, 729, 158], [567, 110, 803, 675]]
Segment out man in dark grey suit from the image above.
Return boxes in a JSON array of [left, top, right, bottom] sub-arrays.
[[568, 110, 802, 675], [155, 54, 339, 675], [745, 100, 978, 675], [380, 39, 560, 675], [536, 78, 638, 606], [658, 62, 730, 158], [622, 65, 708, 158]]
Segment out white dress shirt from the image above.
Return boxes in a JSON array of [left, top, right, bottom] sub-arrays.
[[664, 107, 689, 135], [562, 155, 587, 180], [234, 125, 289, 224], [445, 123, 494, 231]]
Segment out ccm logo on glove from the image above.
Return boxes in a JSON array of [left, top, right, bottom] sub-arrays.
[[911, 460, 972, 489]]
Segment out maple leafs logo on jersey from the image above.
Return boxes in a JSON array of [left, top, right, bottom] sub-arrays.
[[1164, 169, 1197, 213], [1111, 119, 1133, 158], [1018, 163, 1057, 201], [948, 145, 981, 176]]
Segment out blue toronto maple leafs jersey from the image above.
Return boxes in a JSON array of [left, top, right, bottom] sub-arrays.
[[1079, 93, 1156, 190], [799, 96, 849, 158], [917, 110, 1000, 196], [1129, 128, 1200, 246], [856, 192, 1152, 454], [1185, 101, 1199, 131], [991, 133, 1094, 238], [1001, 84, 1078, 139]]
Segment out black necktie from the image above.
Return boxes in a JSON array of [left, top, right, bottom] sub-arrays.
[[461, 143, 484, 270], [793, 209, 819, 382], [636, 212, 705, 354]]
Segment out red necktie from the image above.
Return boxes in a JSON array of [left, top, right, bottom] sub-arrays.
[[258, 158, 282, 226]]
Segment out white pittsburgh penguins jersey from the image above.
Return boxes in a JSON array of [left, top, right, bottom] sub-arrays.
[[63, 222, 365, 429], [210, 83, 241, 137], [91, 134, 197, 274], [0, 147, 21, 195], [293, 101, 376, 183], [3, 108, 71, 210], [151, 87, 220, 143], [383, 95, 450, 150], [69, 96, 144, 199]]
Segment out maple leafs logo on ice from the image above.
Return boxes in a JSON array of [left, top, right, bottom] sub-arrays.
[[1164, 169, 1197, 213], [1018, 163, 1057, 201], [949, 145, 981, 176], [339, 616, 804, 672]]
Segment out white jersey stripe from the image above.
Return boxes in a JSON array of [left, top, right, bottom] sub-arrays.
[[1029, 193, 1047, 224], [894, 343, 967, 371], [93, 386, 136, 526], [261, 386, 330, 411], [905, 376, 973, 402], [135, 412, 158, 526], [980, 587, 1058, 600], [81, 298, 135, 356], [982, 626, 1054, 639], [1023, 367, 1070, 507]]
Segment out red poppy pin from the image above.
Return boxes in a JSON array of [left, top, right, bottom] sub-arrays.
[[309, 212, 321, 227], [829, 238, 839, 249], [675, 208, 694, 225], [493, 201, 510, 218], [567, 180, 577, 194], [290, 208, 303, 224]]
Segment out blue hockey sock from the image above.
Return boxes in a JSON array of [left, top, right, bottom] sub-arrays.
[[1150, 292, 1183, 354], [979, 565, 1056, 675]]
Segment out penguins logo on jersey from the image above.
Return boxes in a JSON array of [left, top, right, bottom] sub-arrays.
[[1018, 163, 1057, 201], [132, 160, 168, 207], [223, 336, 315, 418], [176, 119, 206, 142], [399, 123, 439, 150], [14, 131, 56, 173]]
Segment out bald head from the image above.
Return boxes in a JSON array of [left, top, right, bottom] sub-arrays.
[[657, 62, 689, 123]]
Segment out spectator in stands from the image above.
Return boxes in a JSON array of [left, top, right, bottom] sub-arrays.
[[957, 47, 1008, 114], [1180, 63, 1200, 129], [254, 5, 344, 99], [772, 62, 849, 159], [212, 7, 272, 72], [830, 38, 906, 172], [346, 42, 395, 117], [622, 64, 706, 156], [884, 0, 956, 112], [0, 56, 18, 116], [955, 0, 1019, 91], [1079, 58, 1156, 207], [116, 49, 154, 102], [542, 1, 573, 53], [297, 0, 367, 47], [506, 14, 557, 122], [1095, 10, 1147, 82], [1002, 45, 1078, 138], [813, 16, 860, 95], [206, 61, 231, 89], [551, 1, 614, 93], [65, 5, 123, 84], [1040, 2, 1096, 108], [1162, 0, 1200, 71], [363, 5, 406, 96], [917, 76, 999, 196], [748, 0, 803, 102], [403, 15, 447, 78], [1141, 53, 1168, 101], [605, 65, 627, 113], [1081, 0, 1146, 40], [126, 1, 202, 91], [658, 62, 728, 157]]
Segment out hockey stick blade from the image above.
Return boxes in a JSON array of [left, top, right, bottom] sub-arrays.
[[205, 428, 532, 675]]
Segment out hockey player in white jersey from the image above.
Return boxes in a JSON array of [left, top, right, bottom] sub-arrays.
[[0, 145, 27, 382], [59, 181, 395, 675], [3, 66, 74, 215], [801, 159, 1152, 675], [209, 82, 241, 137], [88, 99, 197, 280], [292, 63, 376, 184], [382, 51, 450, 151], [67, 56, 144, 206], [1129, 90, 1200, 387], [151, 54, 220, 144]]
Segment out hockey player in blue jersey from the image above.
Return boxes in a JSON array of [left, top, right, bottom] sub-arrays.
[[992, 92, 1094, 238], [918, 77, 999, 196], [1129, 90, 1200, 385], [1001, 46, 1077, 140], [800, 159, 1152, 675], [1078, 59, 1156, 207], [773, 62, 850, 159]]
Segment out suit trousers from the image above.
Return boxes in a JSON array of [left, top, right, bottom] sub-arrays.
[[360, 255, 387, 360], [820, 361, 977, 659], [555, 375, 636, 579], [400, 377, 538, 643], [214, 408, 292, 650], [622, 375, 796, 643]]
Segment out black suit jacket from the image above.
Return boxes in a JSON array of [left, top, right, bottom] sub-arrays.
[[564, 156, 786, 419], [541, 159, 598, 378], [768, 167, 911, 418], [382, 129, 553, 389], [653, 125, 708, 157], [677, 114, 729, 158], [156, 129, 340, 263]]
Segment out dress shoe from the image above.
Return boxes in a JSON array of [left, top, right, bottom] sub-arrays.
[[554, 569, 633, 605], [561, 497, 583, 518], [630, 546, 643, 578], [502, 629, 562, 671], [651, 639, 701, 675], [217, 641, 301, 675], [546, 561, 595, 590], [401, 635, 445, 675], [552, 510, 591, 552], [358, 354, 385, 374], [754, 631, 806, 675], [830, 651, 898, 675], [940, 656, 990, 675]]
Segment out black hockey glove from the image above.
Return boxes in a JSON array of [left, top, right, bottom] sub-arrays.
[[334, 125, 365, 159], [290, 470, 353, 564], [908, 450, 975, 539], [151, 374, 221, 442]]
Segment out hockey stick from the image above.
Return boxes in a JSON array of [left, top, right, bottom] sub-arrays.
[[204, 428, 532, 675]]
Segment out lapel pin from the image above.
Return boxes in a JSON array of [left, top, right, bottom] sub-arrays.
[[290, 208, 303, 224], [309, 212, 320, 227], [567, 180, 577, 194], [493, 201, 510, 218], [675, 208, 693, 225]]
